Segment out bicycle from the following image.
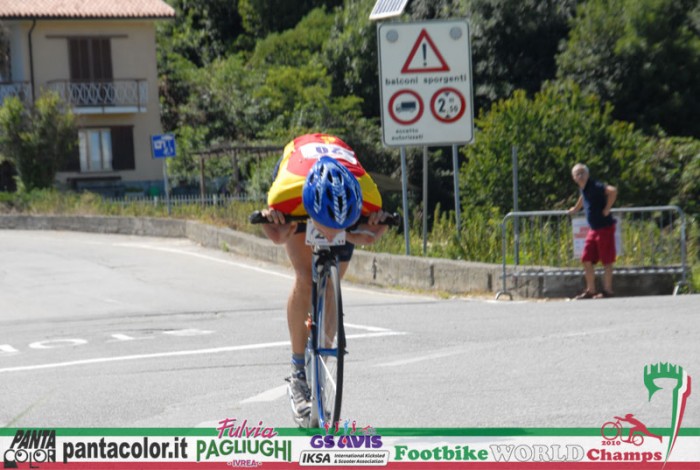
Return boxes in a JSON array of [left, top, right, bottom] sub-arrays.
[[250, 211, 399, 428]]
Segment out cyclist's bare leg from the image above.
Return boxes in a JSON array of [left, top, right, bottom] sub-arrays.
[[285, 233, 313, 356]]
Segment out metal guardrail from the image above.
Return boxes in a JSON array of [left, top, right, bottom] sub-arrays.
[[495, 206, 689, 299]]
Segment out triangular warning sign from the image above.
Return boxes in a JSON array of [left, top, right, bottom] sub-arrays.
[[401, 29, 450, 74]]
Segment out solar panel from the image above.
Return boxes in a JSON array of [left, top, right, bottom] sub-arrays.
[[369, 0, 409, 20]]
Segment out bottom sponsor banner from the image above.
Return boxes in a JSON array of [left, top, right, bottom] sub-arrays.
[[2, 363, 695, 468], [1, 427, 699, 469]]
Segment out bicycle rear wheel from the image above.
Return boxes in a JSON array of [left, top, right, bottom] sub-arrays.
[[313, 262, 345, 428]]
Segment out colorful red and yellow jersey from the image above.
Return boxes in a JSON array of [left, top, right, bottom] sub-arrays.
[[267, 133, 382, 216]]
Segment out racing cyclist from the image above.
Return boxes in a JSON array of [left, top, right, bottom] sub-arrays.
[[259, 133, 390, 422]]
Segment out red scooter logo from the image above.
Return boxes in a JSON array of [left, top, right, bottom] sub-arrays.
[[601, 414, 663, 446]]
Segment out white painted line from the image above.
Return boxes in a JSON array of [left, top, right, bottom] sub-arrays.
[[115, 242, 433, 300], [375, 348, 465, 368], [347, 332, 406, 340], [344, 323, 392, 332], [0, 340, 289, 374], [114, 243, 294, 280], [240, 385, 288, 404], [0, 331, 405, 374]]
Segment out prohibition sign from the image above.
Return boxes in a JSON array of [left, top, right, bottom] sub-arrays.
[[388, 89, 424, 125], [430, 87, 466, 123]]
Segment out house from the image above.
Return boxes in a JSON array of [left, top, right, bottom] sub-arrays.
[[0, 0, 175, 195]]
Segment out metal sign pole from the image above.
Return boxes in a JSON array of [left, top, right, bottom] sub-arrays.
[[422, 146, 428, 255], [151, 133, 176, 216], [512, 145, 519, 265], [163, 159, 171, 216], [400, 146, 410, 255], [452, 144, 461, 238]]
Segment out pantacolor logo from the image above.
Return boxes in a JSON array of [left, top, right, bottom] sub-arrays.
[[3, 430, 56, 468], [644, 362, 692, 463]]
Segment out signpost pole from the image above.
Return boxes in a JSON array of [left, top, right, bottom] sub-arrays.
[[400, 146, 411, 255], [512, 145, 519, 265], [422, 146, 428, 255], [163, 159, 171, 216], [151, 133, 176, 216], [452, 144, 461, 238]]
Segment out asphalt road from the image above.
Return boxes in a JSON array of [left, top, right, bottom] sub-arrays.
[[1, 230, 698, 430]]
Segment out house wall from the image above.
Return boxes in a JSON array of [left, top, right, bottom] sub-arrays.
[[4, 19, 166, 185]]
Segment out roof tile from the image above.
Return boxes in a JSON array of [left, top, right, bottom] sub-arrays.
[[0, 0, 175, 19]]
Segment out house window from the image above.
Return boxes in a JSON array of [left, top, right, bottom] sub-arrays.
[[68, 126, 135, 173], [68, 38, 113, 81], [79, 129, 112, 172]]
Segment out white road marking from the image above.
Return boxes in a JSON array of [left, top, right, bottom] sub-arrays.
[[344, 323, 393, 332], [114, 243, 295, 280], [0, 340, 288, 374], [114, 241, 433, 299], [375, 348, 467, 368], [239, 385, 288, 404], [0, 331, 405, 374]]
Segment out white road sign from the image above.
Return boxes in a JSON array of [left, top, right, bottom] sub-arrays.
[[378, 19, 473, 147]]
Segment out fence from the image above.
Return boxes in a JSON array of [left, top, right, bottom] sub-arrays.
[[495, 206, 689, 299], [105, 193, 263, 208]]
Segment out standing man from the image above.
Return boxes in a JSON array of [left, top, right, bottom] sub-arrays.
[[567, 163, 618, 299]]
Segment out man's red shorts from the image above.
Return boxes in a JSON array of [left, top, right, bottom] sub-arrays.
[[581, 224, 616, 265]]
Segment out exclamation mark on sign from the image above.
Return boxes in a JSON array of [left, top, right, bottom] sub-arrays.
[[422, 43, 427, 66]]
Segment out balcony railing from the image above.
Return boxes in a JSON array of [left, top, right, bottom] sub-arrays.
[[46, 79, 148, 113], [0, 81, 32, 105]]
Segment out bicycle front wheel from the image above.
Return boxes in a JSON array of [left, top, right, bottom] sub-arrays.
[[314, 262, 345, 428]]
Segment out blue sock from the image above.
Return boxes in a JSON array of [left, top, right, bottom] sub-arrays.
[[291, 354, 305, 377]]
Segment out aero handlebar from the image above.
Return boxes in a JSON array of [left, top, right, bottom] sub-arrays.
[[249, 211, 401, 228]]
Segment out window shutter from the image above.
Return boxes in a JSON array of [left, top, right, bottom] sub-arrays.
[[68, 38, 112, 81], [111, 126, 135, 170], [68, 38, 87, 80], [93, 38, 113, 80]]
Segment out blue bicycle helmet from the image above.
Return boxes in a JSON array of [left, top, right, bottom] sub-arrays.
[[302, 156, 362, 229]]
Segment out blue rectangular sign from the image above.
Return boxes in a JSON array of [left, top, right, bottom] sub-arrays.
[[151, 134, 177, 159]]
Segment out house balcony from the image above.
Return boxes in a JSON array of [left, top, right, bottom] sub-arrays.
[[46, 79, 148, 114], [0, 81, 33, 105]]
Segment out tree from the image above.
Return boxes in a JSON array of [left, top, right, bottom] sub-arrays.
[[634, 137, 700, 217], [408, 0, 577, 112], [459, 81, 649, 213], [324, 0, 381, 118], [159, 0, 243, 66], [238, 0, 342, 40], [557, 0, 700, 137], [157, 0, 245, 136], [0, 93, 77, 191], [248, 7, 335, 68]]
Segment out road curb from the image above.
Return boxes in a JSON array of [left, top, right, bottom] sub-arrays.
[[0, 214, 499, 296]]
